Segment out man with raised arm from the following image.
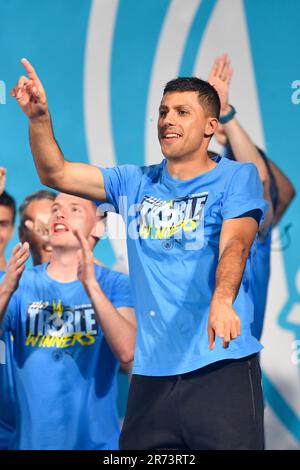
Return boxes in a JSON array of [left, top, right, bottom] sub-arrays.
[[11, 59, 267, 449]]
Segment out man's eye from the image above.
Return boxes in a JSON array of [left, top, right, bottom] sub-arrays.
[[159, 111, 167, 117], [178, 110, 188, 115]]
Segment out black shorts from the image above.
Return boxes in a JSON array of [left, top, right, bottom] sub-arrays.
[[120, 354, 264, 450]]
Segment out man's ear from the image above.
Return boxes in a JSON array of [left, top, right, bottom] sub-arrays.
[[204, 117, 219, 138]]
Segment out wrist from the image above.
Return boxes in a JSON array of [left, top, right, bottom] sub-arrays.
[[29, 110, 50, 124], [219, 105, 236, 124], [84, 279, 101, 295], [211, 292, 234, 307], [220, 104, 231, 116], [0, 276, 17, 296]]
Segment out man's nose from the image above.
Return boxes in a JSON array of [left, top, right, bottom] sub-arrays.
[[162, 110, 177, 126], [55, 208, 66, 219]]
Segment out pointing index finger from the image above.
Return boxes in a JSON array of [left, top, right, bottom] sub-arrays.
[[21, 58, 39, 82]]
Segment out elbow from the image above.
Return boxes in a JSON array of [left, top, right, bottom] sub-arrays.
[[119, 346, 135, 365], [289, 184, 296, 203], [40, 169, 64, 189]]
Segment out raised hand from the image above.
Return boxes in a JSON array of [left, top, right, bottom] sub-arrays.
[[10, 58, 48, 119], [73, 229, 97, 288], [208, 53, 233, 115], [24, 216, 52, 255], [0, 167, 6, 196], [3, 242, 30, 294]]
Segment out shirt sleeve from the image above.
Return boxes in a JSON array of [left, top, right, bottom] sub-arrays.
[[99, 164, 140, 214], [0, 290, 20, 335], [221, 163, 269, 222], [110, 272, 134, 309]]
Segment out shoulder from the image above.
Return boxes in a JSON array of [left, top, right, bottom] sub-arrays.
[[19, 263, 46, 287], [95, 265, 129, 284], [220, 159, 259, 188], [221, 157, 257, 175]]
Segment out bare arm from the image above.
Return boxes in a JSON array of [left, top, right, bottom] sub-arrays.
[[208, 217, 258, 350], [0, 167, 6, 196], [11, 59, 107, 201], [223, 118, 269, 184], [267, 159, 296, 226], [208, 54, 273, 233], [0, 243, 30, 325], [223, 119, 274, 236], [75, 230, 136, 365]]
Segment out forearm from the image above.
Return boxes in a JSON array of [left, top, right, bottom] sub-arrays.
[[223, 117, 268, 184], [0, 281, 14, 325], [267, 159, 296, 226], [212, 239, 249, 305], [272, 201, 290, 227], [29, 112, 65, 187], [85, 281, 135, 364]]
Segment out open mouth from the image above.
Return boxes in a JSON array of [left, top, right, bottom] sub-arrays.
[[53, 223, 69, 233], [161, 132, 182, 142]]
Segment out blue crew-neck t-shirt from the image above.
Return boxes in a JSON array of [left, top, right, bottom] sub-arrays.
[[0, 263, 133, 450], [0, 270, 16, 450], [100, 156, 268, 376]]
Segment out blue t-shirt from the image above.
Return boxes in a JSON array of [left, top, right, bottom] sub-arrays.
[[0, 264, 133, 450], [250, 229, 272, 340], [0, 270, 16, 450], [100, 156, 268, 376]]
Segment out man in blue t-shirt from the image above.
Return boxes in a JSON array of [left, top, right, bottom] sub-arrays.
[[0, 174, 17, 450], [12, 59, 268, 449], [0, 193, 135, 449]]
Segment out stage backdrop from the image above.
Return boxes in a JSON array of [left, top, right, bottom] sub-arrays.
[[0, 0, 299, 449]]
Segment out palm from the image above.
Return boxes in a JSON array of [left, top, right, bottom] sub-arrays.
[[18, 85, 47, 118], [208, 53, 232, 114], [75, 230, 97, 286]]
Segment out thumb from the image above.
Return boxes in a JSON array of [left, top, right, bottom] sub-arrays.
[[24, 219, 34, 232]]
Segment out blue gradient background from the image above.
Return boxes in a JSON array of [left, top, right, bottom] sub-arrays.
[[0, 0, 299, 442]]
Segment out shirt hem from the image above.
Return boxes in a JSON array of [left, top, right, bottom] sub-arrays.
[[132, 344, 263, 377]]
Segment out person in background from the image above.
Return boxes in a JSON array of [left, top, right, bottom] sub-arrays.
[[0, 192, 135, 449], [0, 168, 17, 450], [208, 54, 296, 339], [18, 189, 56, 266]]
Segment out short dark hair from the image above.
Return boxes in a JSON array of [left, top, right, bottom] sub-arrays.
[[163, 77, 220, 118], [19, 189, 57, 229], [0, 191, 16, 224]]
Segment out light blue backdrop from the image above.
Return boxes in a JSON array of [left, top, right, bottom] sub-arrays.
[[0, 0, 299, 446]]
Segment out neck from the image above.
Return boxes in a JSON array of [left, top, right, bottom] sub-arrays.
[[46, 248, 78, 283], [0, 253, 7, 271], [166, 151, 217, 181]]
